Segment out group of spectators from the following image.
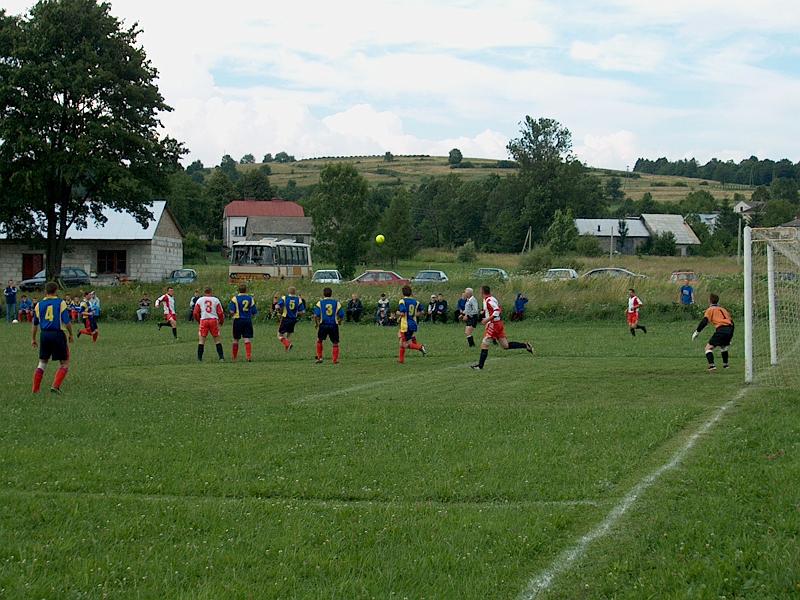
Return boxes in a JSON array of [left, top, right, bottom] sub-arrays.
[[4, 279, 102, 324]]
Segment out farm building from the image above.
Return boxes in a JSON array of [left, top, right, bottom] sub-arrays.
[[640, 214, 701, 256], [574, 218, 651, 255], [0, 201, 183, 284], [223, 199, 313, 248]]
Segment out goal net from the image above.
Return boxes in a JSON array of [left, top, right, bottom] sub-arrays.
[[744, 225, 800, 386]]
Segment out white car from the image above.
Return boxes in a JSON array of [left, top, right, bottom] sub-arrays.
[[311, 269, 344, 284], [411, 270, 449, 284], [542, 268, 578, 282]]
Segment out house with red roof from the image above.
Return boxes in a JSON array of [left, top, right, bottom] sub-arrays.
[[223, 198, 313, 248]]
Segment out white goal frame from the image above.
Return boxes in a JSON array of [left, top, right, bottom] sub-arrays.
[[743, 225, 800, 383]]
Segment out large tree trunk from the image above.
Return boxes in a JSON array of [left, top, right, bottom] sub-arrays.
[[45, 193, 70, 286]]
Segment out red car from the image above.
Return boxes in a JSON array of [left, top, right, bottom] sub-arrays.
[[351, 270, 410, 285]]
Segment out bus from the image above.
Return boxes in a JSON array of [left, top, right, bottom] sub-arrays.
[[228, 238, 313, 282]]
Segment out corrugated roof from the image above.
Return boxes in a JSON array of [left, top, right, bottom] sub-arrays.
[[575, 218, 650, 238], [0, 201, 170, 241], [224, 199, 305, 218], [641, 214, 701, 245]]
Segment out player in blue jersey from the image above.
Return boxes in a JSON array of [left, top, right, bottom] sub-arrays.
[[313, 287, 344, 364], [276, 286, 305, 351], [397, 285, 427, 364], [31, 281, 74, 394], [229, 283, 258, 362]]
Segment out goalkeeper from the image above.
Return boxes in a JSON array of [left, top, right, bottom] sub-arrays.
[[692, 293, 734, 371]]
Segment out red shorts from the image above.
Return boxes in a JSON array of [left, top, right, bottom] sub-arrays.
[[484, 320, 506, 340], [164, 312, 177, 322], [626, 312, 639, 327], [199, 319, 220, 338]]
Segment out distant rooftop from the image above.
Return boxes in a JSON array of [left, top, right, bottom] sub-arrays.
[[224, 199, 305, 218], [641, 213, 701, 245], [575, 218, 650, 238]]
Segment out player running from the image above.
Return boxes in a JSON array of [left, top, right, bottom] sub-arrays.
[[155, 287, 178, 339], [276, 286, 305, 351], [397, 285, 427, 364], [77, 290, 98, 342], [193, 287, 225, 361], [692, 293, 734, 371], [626, 288, 647, 336], [460, 287, 481, 347], [313, 287, 344, 364], [31, 281, 74, 394], [229, 284, 258, 362], [471, 285, 532, 370]]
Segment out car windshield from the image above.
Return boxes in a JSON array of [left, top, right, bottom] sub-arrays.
[[174, 270, 192, 277], [314, 271, 337, 279], [417, 272, 437, 279]]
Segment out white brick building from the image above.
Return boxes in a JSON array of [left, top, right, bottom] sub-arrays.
[[0, 201, 183, 284]]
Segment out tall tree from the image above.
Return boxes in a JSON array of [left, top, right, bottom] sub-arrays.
[[237, 169, 272, 199], [0, 0, 184, 280], [203, 169, 237, 239], [219, 154, 240, 182], [379, 189, 415, 265], [616, 219, 629, 252], [308, 163, 373, 279], [506, 116, 573, 169], [545, 208, 578, 254], [448, 148, 463, 166], [240, 153, 255, 165], [262, 153, 274, 163]]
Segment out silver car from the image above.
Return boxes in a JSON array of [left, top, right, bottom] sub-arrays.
[[411, 270, 449, 284], [311, 269, 344, 284]]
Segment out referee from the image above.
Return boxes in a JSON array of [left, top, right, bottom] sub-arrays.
[[460, 287, 481, 347], [31, 281, 74, 394]]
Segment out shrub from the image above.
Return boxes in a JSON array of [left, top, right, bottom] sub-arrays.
[[575, 235, 605, 257], [456, 240, 477, 263], [183, 233, 208, 264], [519, 245, 553, 274]]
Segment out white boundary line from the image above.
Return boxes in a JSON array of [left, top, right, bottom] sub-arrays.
[[518, 387, 748, 600]]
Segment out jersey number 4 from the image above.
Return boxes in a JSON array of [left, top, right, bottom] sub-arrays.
[[45, 305, 54, 322]]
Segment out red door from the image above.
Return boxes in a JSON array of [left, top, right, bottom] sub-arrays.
[[22, 254, 44, 280]]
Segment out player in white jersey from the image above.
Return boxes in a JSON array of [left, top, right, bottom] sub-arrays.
[[155, 287, 178, 339], [471, 285, 532, 370], [626, 288, 647, 336], [192, 286, 225, 361], [460, 287, 481, 347]]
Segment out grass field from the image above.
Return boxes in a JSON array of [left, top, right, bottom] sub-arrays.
[[241, 155, 754, 204], [1, 316, 797, 598]]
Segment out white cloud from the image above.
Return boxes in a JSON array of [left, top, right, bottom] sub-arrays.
[[570, 35, 666, 72], [575, 130, 638, 170]]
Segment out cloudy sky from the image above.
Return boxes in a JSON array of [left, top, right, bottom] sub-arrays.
[[6, 0, 800, 168]]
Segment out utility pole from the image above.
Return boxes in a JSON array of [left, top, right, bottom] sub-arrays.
[[610, 224, 615, 261]]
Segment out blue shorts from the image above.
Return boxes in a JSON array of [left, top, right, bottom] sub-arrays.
[[40, 330, 68, 361]]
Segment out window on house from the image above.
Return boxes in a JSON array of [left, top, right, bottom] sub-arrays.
[[234, 226, 246, 237], [97, 250, 127, 274]]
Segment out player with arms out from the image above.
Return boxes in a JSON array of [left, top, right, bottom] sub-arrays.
[[77, 290, 99, 342], [276, 286, 305, 351], [229, 284, 257, 362], [193, 287, 225, 361], [397, 285, 427, 364], [155, 287, 178, 339], [460, 287, 481, 347], [692, 293, 734, 371], [313, 287, 344, 364], [626, 288, 647, 336], [471, 285, 532, 370], [31, 281, 74, 394]]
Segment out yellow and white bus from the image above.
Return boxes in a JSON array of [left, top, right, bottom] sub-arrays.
[[228, 238, 313, 282]]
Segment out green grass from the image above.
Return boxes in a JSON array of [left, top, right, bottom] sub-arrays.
[[0, 319, 796, 598]]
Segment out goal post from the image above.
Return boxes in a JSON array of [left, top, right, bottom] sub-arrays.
[[743, 225, 800, 386]]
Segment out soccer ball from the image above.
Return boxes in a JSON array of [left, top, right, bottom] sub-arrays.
[[375, 234, 385, 245], [12, 319, 18, 324]]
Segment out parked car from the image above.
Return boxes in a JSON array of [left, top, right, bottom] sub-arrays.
[[670, 270, 698, 284], [582, 267, 647, 279], [351, 270, 409, 285], [166, 268, 198, 285], [473, 267, 510, 282], [19, 267, 91, 291], [542, 268, 579, 282], [312, 269, 344, 284], [411, 270, 449, 284]]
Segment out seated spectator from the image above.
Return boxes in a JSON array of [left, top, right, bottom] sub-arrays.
[[425, 294, 437, 322], [270, 294, 281, 320], [510, 292, 529, 321], [454, 293, 466, 323], [136, 294, 151, 322], [434, 293, 448, 323], [346, 293, 364, 322], [17, 295, 33, 322], [375, 293, 391, 326]]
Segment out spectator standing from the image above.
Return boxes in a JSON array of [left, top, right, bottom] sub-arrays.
[[4, 280, 18, 323], [188, 289, 200, 321], [434, 294, 449, 323], [89, 292, 101, 318], [679, 283, 694, 306], [346, 293, 364, 322], [510, 292, 528, 321], [460, 287, 480, 347], [137, 294, 151, 322]]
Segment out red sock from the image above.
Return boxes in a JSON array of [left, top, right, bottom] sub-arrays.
[[53, 367, 68, 390], [409, 341, 422, 351], [316, 340, 323, 359], [280, 337, 290, 349], [32, 368, 44, 393], [92, 331, 98, 342], [232, 342, 239, 360], [245, 341, 252, 360], [332, 344, 340, 363], [398, 346, 406, 363]]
